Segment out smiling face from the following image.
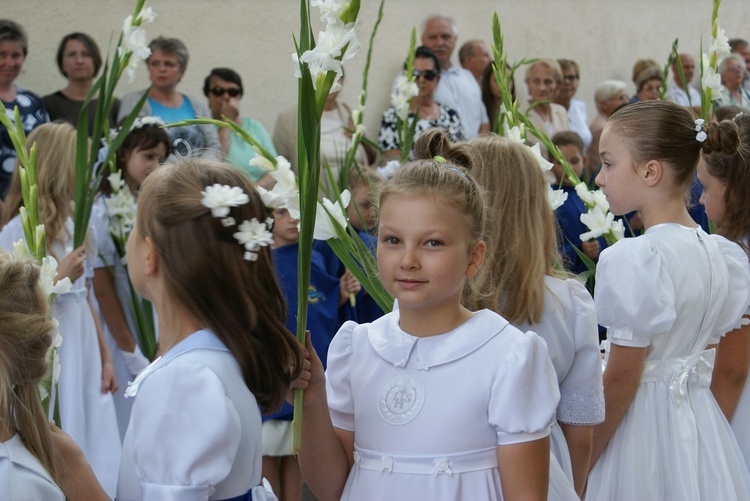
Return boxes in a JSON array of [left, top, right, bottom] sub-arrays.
[[148, 49, 184, 91], [421, 17, 455, 68], [0, 40, 25, 88], [596, 124, 643, 215], [697, 156, 727, 226], [526, 63, 558, 103], [61, 38, 95, 81], [377, 193, 484, 315]]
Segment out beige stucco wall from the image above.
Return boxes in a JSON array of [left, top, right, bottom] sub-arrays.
[[3, 0, 749, 143]]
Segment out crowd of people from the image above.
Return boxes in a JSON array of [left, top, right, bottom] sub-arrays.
[[1, 11, 750, 501]]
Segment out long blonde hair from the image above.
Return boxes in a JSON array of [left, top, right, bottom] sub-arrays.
[[468, 134, 563, 324], [0, 252, 58, 480], [1, 122, 79, 250]]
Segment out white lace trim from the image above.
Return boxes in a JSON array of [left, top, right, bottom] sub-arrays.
[[557, 387, 605, 426]]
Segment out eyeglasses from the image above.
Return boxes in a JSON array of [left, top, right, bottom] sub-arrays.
[[563, 75, 579, 82], [412, 69, 439, 81], [209, 87, 242, 97]]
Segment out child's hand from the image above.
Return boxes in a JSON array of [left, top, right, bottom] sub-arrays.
[[101, 357, 118, 394], [582, 239, 600, 260], [339, 270, 362, 306], [56, 245, 87, 283], [288, 331, 328, 409]]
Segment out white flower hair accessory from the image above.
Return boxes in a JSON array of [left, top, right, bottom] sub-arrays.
[[133, 116, 166, 130], [201, 184, 250, 218], [695, 119, 707, 143], [200, 184, 274, 261]]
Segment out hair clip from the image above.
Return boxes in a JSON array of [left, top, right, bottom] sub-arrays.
[[694, 118, 707, 143], [200, 185, 274, 261]]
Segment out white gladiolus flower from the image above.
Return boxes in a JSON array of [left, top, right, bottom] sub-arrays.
[[11, 239, 32, 260], [575, 183, 596, 206], [269, 156, 298, 193], [547, 185, 568, 210], [249, 155, 275, 173], [391, 75, 419, 121], [108, 171, 124, 192], [256, 186, 286, 209], [314, 190, 351, 240], [710, 28, 731, 62], [592, 189, 610, 212], [505, 126, 525, 144], [137, 6, 157, 23], [701, 54, 724, 97], [610, 219, 625, 241], [39, 256, 72, 297], [580, 205, 615, 241], [528, 143, 554, 171]]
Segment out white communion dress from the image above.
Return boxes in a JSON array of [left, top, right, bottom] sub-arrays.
[[117, 329, 276, 501], [326, 309, 560, 500], [586, 224, 750, 500], [515, 276, 604, 500], [0, 216, 121, 497], [0, 435, 64, 500]]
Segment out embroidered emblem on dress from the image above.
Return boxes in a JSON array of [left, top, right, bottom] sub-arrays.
[[377, 372, 425, 425]]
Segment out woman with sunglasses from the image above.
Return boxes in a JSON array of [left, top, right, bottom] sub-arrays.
[[203, 67, 276, 186], [378, 46, 465, 160], [118, 37, 220, 159]]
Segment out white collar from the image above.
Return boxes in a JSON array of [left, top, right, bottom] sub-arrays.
[[367, 309, 508, 369]]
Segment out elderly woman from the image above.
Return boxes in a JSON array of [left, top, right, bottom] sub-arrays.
[[554, 59, 592, 152], [378, 46, 465, 160], [480, 63, 515, 132], [0, 19, 48, 201], [586, 80, 629, 175], [629, 59, 662, 103], [524, 58, 569, 159], [716, 54, 750, 108], [42, 33, 120, 134], [118, 37, 219, 159]]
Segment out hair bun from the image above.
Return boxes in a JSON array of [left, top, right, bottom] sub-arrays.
[[702, 120, 741, 156], [413, 129, 475, 171]]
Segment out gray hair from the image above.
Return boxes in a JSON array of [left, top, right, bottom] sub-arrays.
[[594, 80, 627, 113], [420, 15, 458, 38], [148, 36, 189, 70], [719, 53, 745, 74]]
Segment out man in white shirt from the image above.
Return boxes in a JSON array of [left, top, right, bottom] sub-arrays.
[[665, 53, 701, 109], [393, 15, 489, 139]]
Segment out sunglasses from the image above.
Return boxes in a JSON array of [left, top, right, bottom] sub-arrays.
[[209, 87, 242, 97], [412, 69, 439, 81]]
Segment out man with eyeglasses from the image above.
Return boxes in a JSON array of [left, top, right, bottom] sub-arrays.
[[203, 67, 277, 187], [392, 15, 489, 139]]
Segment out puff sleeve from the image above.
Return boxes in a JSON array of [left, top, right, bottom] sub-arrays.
[[712, 235, 750, 337], [557, 279, 605, 425], [128, 361, 241, 500], [595, 238, 676, 347], [326, 321, 358, 431], [489, 329, 560, 445]]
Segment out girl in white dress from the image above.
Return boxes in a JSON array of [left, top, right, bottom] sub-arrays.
[[297, 150, 561, 500], [0, 122, 121, 496], [697, 112, 750, 470], [91, 118, 170, 438], [586, 101, 750, 500], [462, 132, 604, 499], [0, 252, 64, 500], [52, 158, 302, 501]]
